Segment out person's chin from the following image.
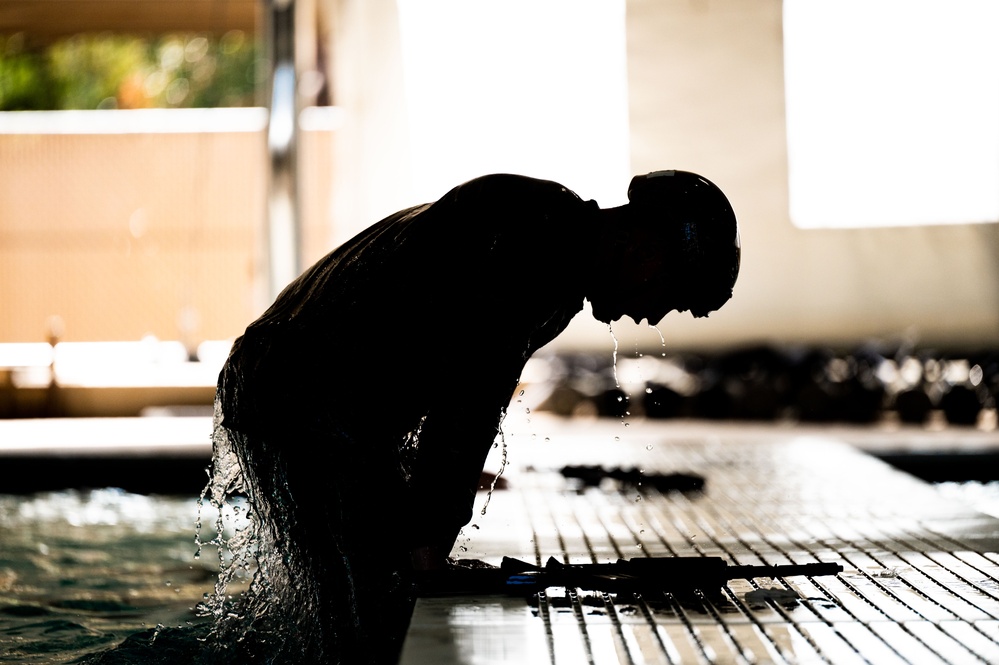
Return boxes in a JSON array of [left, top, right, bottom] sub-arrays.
[[594, 306, 651, 326]]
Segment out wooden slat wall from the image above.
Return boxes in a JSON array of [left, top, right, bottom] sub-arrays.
[[0, 115, 335, 344]]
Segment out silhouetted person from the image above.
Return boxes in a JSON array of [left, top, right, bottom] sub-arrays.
[[211, 170, 740, 663]]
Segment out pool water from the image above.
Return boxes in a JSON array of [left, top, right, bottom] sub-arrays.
[[0, 489, 249, 664]]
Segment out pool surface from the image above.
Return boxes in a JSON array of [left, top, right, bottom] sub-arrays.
[[0, 489, 246, 664]]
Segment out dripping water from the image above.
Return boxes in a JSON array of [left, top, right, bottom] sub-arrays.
[[479, 407, 509, 516], [608, 323, 621, 387], [650, 323, 667, 357]]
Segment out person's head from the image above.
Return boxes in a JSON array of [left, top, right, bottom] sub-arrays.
[[587, 170, 740, 324]]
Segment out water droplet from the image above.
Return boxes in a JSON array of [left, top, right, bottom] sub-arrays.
[[519, 389, 525, 397], [635, 495, 642, 502], [624, 422, 630, 427], [609, 323, 621, 387], [645, 387, 653, 394], [636, 543, 644, 549], [645, 444, 654, 451], [614, 436, 620, 442]]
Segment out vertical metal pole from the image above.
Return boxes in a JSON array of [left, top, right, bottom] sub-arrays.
[[265, 0, 302, 302]]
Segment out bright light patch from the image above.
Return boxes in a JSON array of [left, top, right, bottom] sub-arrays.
[[783, 0, 999, 228], [396, 0, 630, 206]]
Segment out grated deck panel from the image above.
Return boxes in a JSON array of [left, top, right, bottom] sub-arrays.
[[401, 421, 999, 664]]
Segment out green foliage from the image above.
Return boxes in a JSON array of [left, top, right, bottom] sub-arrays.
[[0, 31, 258, 111], [0, 34, 60, 110]]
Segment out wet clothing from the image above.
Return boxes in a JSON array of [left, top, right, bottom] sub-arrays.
[[218, 173, 599, 551]]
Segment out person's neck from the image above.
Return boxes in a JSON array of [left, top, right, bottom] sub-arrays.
[[578, 205, 632, 293]]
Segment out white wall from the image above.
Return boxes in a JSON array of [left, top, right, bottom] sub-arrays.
[[604, 0, 999, 353], [326, 0, 999, 353]]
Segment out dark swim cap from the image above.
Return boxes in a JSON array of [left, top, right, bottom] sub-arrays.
[[627, 170, 741, 317]]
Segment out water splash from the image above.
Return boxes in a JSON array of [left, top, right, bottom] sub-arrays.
[[195, 405, 258, 624], [195, 395, 423, 662]]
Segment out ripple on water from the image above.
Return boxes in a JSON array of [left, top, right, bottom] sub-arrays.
[[0, 489, 222, 664]]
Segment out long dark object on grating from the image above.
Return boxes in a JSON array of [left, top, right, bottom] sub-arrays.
[[416, 555, 844, 597]]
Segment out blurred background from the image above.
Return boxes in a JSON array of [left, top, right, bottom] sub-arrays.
[[3, 6, 999, 661], [1, 0, 998, 426]]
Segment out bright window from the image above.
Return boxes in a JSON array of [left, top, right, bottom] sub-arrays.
[[396, 0, 630, 206], [783, 0, 999, 228]]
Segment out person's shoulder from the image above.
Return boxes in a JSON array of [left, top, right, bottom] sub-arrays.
[[449, 173, 583, 204]]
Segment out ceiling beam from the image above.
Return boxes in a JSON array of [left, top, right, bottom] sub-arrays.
[[0, 0, 259, 44]]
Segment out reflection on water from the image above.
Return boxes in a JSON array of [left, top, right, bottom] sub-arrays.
[[0, 489, 246, 664]]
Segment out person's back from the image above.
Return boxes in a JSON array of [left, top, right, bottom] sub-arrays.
[[220, 175, 596, 435]]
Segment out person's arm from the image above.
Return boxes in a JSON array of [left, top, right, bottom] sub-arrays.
[[405, 368, 520, 570], [401, 178, 589, 569]]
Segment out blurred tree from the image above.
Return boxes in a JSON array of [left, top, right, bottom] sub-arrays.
[[0, 34, 60, 110], [0, 31, 258, 111], [48, 34, 149, 109]]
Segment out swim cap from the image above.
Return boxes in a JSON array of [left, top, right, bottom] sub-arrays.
[[627, 170, 740, 317]]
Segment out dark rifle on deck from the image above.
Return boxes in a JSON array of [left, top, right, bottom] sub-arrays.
[[416, 555, 844, 597]]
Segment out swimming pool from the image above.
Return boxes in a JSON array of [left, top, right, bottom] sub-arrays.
[[0, 488, 250, 664]]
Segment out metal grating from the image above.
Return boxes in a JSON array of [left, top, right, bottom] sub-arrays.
[[401, 423, 999, 664]]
